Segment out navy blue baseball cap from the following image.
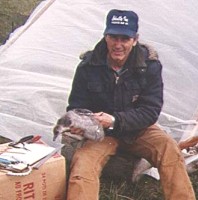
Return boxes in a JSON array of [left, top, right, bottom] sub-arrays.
[[104, 9, 139, 38]]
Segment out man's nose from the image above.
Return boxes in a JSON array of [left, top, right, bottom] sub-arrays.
[[114, 38, 123, 47]]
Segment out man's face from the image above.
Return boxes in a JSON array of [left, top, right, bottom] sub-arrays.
[[105, 34, 138, 66]]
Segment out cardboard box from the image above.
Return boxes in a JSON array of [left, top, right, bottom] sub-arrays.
[[0, 147, 66, 200]]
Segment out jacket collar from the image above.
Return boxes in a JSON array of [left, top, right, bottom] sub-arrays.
[[80, 38, 158, 72]]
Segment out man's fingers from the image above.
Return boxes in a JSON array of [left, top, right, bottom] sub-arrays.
[[70, 126, 84, 136], [94, 112, 114, 128]]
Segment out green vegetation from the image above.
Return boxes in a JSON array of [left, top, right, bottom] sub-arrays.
[[0, 1, 198, 199], [100, 177, 163, 200], [100, 169, 198, 199], [0, 0, 43, 45]]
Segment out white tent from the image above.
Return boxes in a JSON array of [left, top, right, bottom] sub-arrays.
[[0, 0, 198, 152]]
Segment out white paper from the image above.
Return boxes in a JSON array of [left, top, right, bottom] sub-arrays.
[[1, 143, 55, 165]]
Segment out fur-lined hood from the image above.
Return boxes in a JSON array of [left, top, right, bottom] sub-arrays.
[[79, 38, 158, 72]]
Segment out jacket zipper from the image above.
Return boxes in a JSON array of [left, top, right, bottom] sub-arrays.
[[114, 68, 128, 84]]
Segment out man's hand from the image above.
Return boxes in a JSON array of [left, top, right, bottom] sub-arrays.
[[94, 112, 115, 129], [53, 109, 104, 141], [70, 126, 84, 136]]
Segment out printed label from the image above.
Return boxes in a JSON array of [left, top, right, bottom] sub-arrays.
[[111, 15, 129, 25]]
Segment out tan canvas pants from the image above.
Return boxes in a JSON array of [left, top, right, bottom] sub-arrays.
[[66, 125, 195, 200]]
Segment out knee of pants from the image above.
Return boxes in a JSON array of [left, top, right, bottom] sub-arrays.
[[156, 135, 183, 167], [69, 150, 97, 181], [69, 137, 118, 181]]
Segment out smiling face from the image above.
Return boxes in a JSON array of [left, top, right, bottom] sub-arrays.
[[105, 34, 138, 68]]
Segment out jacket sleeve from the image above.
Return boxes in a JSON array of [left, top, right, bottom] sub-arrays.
[[66, 64, 91, 111], [113, 60, 163, 134]]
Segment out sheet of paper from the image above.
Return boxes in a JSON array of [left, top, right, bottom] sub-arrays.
[[1, 143, 55, 166]]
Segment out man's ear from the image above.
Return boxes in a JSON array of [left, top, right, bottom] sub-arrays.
[[104, 35, 108, 42], [133, 34, 139, 46]]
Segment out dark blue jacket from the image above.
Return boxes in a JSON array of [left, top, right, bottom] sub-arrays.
[[67, 38, 163, 140]]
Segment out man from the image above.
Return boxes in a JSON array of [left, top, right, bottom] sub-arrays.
[[66, 9, 195, 200]]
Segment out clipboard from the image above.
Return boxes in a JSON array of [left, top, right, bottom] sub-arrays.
[[0, 143, 56, 172]]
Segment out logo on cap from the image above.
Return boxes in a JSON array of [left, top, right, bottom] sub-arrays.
[[111, 15, 129, 25]]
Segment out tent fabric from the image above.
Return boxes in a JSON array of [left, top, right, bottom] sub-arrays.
[[0, 0, 198, 148]]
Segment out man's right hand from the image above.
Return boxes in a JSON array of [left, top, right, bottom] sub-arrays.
[[69, 126, 85, 136]]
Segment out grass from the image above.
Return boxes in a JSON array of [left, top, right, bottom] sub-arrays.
[[100, 176, 163, 200], [100, 171, 198, 200], [1, 1, 198, 199]]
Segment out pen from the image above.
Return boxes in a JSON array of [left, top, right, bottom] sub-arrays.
[[0, 157, 19, 165], [9, 135, 34, 147], [8, 135, 34, 151], [5, 151, 26, 154], [26, 135, 41, 143]]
